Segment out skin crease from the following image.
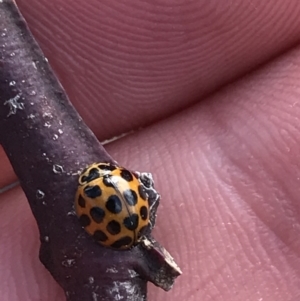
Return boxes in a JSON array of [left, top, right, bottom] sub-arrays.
[[1, 0, 300, 300]]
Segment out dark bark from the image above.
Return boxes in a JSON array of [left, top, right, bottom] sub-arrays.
[[0, 1, 181, 300]]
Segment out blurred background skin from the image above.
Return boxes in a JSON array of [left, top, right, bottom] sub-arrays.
[[2, 0, 300, 300]]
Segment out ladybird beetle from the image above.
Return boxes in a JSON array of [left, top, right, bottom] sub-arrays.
[[75, 163, 150, 249]]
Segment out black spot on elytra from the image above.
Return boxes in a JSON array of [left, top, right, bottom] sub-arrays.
[[120, 169, 133, 182], [78, 195, 86, 208], [81, 167, 100, 183], [90, 207, 105, 223], [123, 189, 138, 206], [110, 236, 133, 248], [106, 220, 121, 235], [98, 164, 117, 171], [123, 214, 139, 231], [81, 176, 88, 183], [79, 214, 91, 227], [106, 195, 122, 214], [103, 175, 114, 188], [84, 185, 102, 198], [140, 206, 148, 220], [138, 185, 148, 200], [93, 230, 108, 242]]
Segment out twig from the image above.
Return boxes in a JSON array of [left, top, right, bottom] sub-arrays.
[[0, 1, 181, 300]]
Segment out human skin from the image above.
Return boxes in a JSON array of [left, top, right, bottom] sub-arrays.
[[1, 0, 300, 300]]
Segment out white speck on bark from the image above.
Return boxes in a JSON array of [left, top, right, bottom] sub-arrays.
[[43, 112, 53, 118], [92, 292, 98, 301], [4, 93, 24, 117], [27, 114, 35, 119], [36, 189, 45, 199], [61, 259, 75, 267], [110, 281, 144, 301], [106, 267, 118, 273], [110, 281, 135, 301], [128, 269, 138, 278], [53, 164, 64, 174], [44, 121, 51, 128]]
